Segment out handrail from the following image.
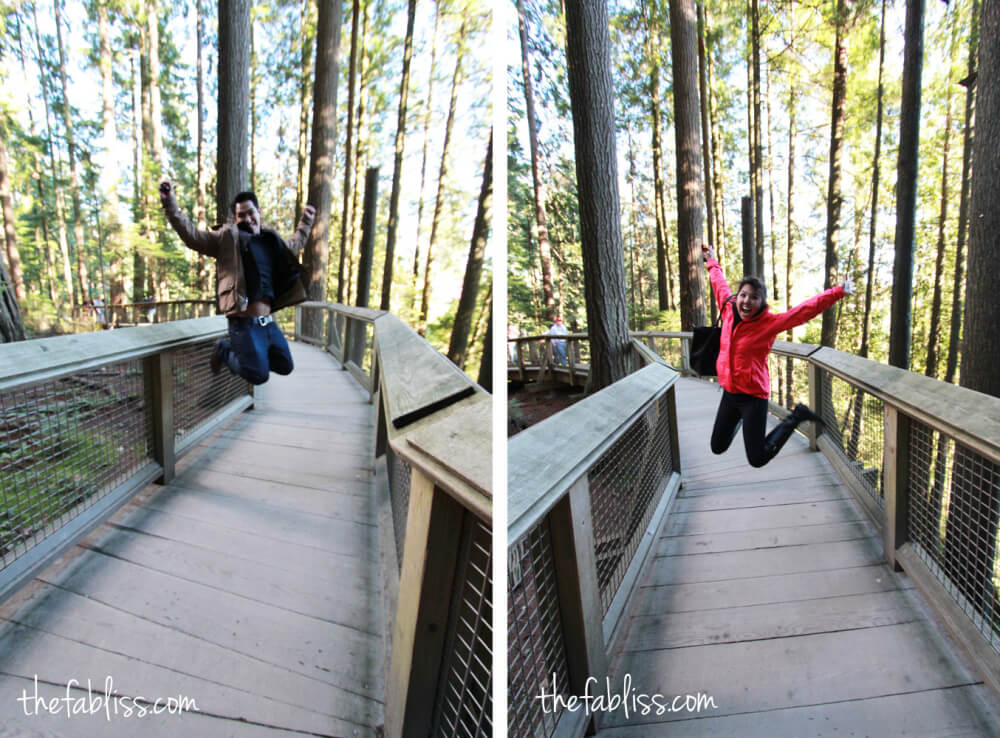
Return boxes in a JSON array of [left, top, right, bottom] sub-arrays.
[[508, 356, 681, 738], [0, 316, 251, 605], [0, 316, 228, 391], [292, 302, 491, 738]]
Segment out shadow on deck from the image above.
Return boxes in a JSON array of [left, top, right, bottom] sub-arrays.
[[600, 377, 1000, 736], [0, 342, 385, 737]]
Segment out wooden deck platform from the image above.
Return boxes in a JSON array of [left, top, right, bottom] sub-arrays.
[[0, 342, 384, 737], [600, 377, 1000, 736]]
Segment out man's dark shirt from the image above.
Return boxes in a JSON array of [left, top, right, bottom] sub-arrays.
[[239, 225, 278, 303]]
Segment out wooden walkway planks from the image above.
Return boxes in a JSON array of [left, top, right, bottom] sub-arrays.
[[602, 377, 1000, 736], [0, 341, 384, 737]]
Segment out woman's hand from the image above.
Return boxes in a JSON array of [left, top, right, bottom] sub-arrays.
[[702, 243, 715, 262], [842, 277, 856, 296]]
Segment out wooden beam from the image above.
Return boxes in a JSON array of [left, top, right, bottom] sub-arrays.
[[883, 406, 912, 571], [385, 471, 464, 738]]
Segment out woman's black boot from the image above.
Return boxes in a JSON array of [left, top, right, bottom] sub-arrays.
[[762, 404, 821, 462]]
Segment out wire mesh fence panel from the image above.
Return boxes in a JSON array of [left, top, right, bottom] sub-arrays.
[[769, 353, 810, 411], [172, 341, 251, 444], [817, 369, 885, 508], [646, 336, 685, 371], [588, 390, 674, 614], [433, 515, 492, 738], [508, 519, 572, 738], [0, 360, 154, 568], [387, 444, 411, 572], [908, 421, 1000, 652]]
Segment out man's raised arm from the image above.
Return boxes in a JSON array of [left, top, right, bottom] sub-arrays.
[[286, 204, 316, 255], [159, 180, 222, 257]]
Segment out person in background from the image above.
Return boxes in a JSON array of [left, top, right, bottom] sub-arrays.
[[547, 316, 569, 366]]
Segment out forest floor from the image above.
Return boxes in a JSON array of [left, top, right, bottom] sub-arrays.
[[508, 382, 585, 436]]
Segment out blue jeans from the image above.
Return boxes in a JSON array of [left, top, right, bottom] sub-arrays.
[[218, 317, 293, 385]]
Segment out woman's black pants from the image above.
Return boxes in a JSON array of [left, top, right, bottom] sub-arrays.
[[710, 390, 798, 468]]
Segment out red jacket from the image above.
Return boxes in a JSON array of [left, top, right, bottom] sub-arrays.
[[706, 257, 845, 398]]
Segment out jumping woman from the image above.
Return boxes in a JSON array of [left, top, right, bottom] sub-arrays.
[[702, 244, 854, 468]]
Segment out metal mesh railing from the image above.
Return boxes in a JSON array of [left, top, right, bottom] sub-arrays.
[[0, 361, 154, 568], [433, 515, 493, 738], [172, 340, 251, 445], [818, 369, 885, 508], [769, 351, 810, 411], [387, 444, 412, 572], [589, 389, 674, 614], [508, 519, 572, 738], [908, 420, 1000, 651]]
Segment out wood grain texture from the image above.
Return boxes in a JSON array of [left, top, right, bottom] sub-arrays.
[[0, 342, 385, 736], [597, 376, 1000, 735]]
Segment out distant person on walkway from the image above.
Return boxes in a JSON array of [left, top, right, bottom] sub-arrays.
[[702, 244, 853, 467], [547, 316, 569, 366], [159, 181, 315, 384]]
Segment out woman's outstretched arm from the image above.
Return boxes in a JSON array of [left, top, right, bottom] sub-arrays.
[[702, 244, 732, 310], [769, 278, 854, 334]]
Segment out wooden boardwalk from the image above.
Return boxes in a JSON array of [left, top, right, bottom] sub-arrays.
[[601, 377, 1000, 736], [0, 342, 384, 737]]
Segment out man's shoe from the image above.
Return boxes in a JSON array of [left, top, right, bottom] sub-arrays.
[[791, 403, 824, 426], [210, 338, 225, 375]]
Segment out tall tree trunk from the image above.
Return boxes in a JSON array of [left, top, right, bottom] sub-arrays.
[[670, 0, 707, 330], [381, 0, 418, 311], [412, 0, 439, 311], [295, 0, 315, 221], [784, 87, 796, 407], [518, 0, 556, 322], [925, 82, 954, 379], [420, 18, 468, 330], [946, 0, 979, 386], [0, 253, 25, 342], [944, 0, 997, 621], [338, 0, 360, 304], [822, 0, 848, 349], [709, 50, 726, 265], [766, 65, 779, 310], [194, 0, 210, 292], [888, 0, 925, 369], [131, 48, 145, 302], [32, 0, 75, 311], [217, 0, 251, 223], [54, 0, 89, 303], [564, 0, 631, 390], [347, 6, 370, 306], [0, 134, 24, 302], [250, 19, 258, 191], [301, 0, 342, 337], [97, 0, 124, 311], [644, 0, 671, 313], [750, 0, 764, 275], [447, 131, 492, 369], [861, 0, 887, 363], [476, 308, 492, 392], [698, 0, 715, 259]]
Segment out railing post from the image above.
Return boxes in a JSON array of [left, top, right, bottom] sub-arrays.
[[146, 350, 176, 484], [666, 384, 682, 474], [883, 406, 912, 571], [548, 477, 609, 734], [294, 305, 302, 341], [385, 469, 465, 738], [517, 339, 526, 382], [567, 337, 577, 387], [808, 362, 822, 451], [680, 336, 691, 374]]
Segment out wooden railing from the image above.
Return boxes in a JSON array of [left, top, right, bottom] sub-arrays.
[[507, 339, 681, 738], [0, 317, 252, 605], [75, 299, 215, 327], [509, 329, 1000, 714], [294, 301, 493, 738]]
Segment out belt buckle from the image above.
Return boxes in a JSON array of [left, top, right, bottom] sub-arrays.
[[254, 315, 273, 327]]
